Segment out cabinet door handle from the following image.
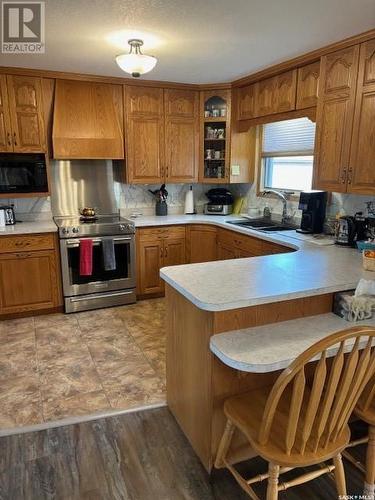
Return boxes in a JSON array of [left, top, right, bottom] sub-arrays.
[[347, 167, 353, 185], [160, 247, 164, 259], [165, 166, 169, 179], [13, 132, 17, 146], [165, 247, 168, 258], [15, 252, 32, 258], [7, 132, 12, 146], [340, 169, 347, 184]]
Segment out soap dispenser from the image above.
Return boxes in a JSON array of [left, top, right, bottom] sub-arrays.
[[184, 185, 195, 214]]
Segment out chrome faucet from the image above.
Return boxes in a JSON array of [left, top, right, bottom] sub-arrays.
[[262, 189, 293, 224]]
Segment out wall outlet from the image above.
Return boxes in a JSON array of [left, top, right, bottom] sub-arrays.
[[231, 165, 240, 176]]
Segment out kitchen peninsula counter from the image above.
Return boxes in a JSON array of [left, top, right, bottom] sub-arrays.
[[157, 214, 373, 472]]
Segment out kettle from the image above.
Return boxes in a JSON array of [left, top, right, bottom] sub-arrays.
[[335, 216, 356, 246]]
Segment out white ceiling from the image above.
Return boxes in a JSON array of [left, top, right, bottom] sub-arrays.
[[1, 0, 374, 84]]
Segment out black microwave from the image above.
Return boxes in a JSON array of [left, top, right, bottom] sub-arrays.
[[0, 153, 48, 194]]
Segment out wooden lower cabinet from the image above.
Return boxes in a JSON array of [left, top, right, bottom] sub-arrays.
[[137, 224, 294, 299], [136, 226, 186, 298], [137, 238, 165, 296], [217, 241, 236, 260], [186, 225, 217, 263], [0, 233, 62, 316], [164, 237, 186, 267], [217, 228, 289, 259]]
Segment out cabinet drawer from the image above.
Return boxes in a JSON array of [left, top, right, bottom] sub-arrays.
[[234, 233, 263, 256], [0, 233, 55, 253], [218, 229, 262, 256], [138, 226, 186, 241], [262, 241, 292, 255]]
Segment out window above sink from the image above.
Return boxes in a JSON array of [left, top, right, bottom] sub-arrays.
[[259, 117, 316, 194]]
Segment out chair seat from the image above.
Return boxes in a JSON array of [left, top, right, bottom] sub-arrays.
[[224, 385, 350, 468]]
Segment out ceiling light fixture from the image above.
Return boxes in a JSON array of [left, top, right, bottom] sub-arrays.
[[115, 39, 157, 78]]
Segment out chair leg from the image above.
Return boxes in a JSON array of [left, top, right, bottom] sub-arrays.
[[364, 426, 375, 498], [215, 419, 235, 469], [266, 463, 280, 500], [333, 453, 347, 496]]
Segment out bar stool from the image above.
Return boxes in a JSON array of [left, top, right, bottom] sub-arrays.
[[348, 376, 375, 498], [215, 326, 375, 500]]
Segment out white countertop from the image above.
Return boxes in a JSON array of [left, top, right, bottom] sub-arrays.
[[210, 312, 375, 373], [0, 219, 57, 236], [132, 213, 374, 312]]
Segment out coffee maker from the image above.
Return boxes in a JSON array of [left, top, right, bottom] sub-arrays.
[[297, 191, 327, 234]]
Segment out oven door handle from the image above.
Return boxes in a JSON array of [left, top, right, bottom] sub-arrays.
[[69, 290, 134, 302], [64, 237, 133, 248]]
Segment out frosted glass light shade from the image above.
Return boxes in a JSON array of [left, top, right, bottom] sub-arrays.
[[115, 53, 157, 77]]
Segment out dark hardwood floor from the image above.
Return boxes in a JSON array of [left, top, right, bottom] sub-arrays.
[[0, 407, 367, 500]]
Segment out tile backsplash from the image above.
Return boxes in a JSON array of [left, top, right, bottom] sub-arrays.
[[4, 182, 375, 221], [231, 182, 375, 219], [116, 183, 223, 216]]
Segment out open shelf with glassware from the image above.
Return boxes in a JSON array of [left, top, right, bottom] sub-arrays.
[[200, 90, 231, 183]]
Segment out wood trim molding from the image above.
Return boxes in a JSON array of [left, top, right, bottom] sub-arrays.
[[0, 66, 232, 91], [232, 29, 375, 88], [238, 107, 316, 132], [0, 66, 201, 90], [0, 29, 374, 91]]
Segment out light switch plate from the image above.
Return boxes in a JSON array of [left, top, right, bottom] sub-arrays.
[[231, 165, 241, 176]]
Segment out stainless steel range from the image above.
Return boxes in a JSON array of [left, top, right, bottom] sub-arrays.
[[55, 215, 136, 313]]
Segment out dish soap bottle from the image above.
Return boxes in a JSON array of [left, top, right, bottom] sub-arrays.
[[263, 203, 271, 219]]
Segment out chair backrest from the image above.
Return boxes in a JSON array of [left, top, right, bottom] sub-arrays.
[[258, 326, 375, 456], [357, 374, 375, 414]]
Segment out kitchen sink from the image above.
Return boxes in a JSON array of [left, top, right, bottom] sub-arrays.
[[226, 218, 297, 232]]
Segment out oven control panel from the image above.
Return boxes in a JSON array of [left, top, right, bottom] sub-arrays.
[[59, 223, 135, 238]]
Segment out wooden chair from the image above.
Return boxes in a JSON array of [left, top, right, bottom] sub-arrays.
[[343, 376, 375, 497], [215, 326, 375, 500]]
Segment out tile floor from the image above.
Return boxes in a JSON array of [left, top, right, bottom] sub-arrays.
[[0, 298, 166, 429]]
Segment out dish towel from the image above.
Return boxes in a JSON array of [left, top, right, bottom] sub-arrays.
[[79, 239, 93, 276], [102, 238, 116, 271]]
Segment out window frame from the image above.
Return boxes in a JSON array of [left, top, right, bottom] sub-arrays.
[[256, 121, 316, 199]]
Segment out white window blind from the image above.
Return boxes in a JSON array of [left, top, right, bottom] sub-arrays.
[[262, 117, 316, 155]]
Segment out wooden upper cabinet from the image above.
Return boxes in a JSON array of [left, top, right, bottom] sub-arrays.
[[321, 46, 359, 98], [274, 70, 297, 113], [164, 89, 197, 118], [348, 39, 375, 195], [255, 78, 275, 116], [125, 86, 164, 184], [52, 80, 124, 159], [0, 75, 12, 152], [127, 85, 164, 115], [296, 61, 320, 109], [164, 89, 199, 183], [6, 75, 46, 152], [313, 98, 353, 191], [237, 84, 256, 120], [361, 39, 375, 87], [313, 45, 360, 192]]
